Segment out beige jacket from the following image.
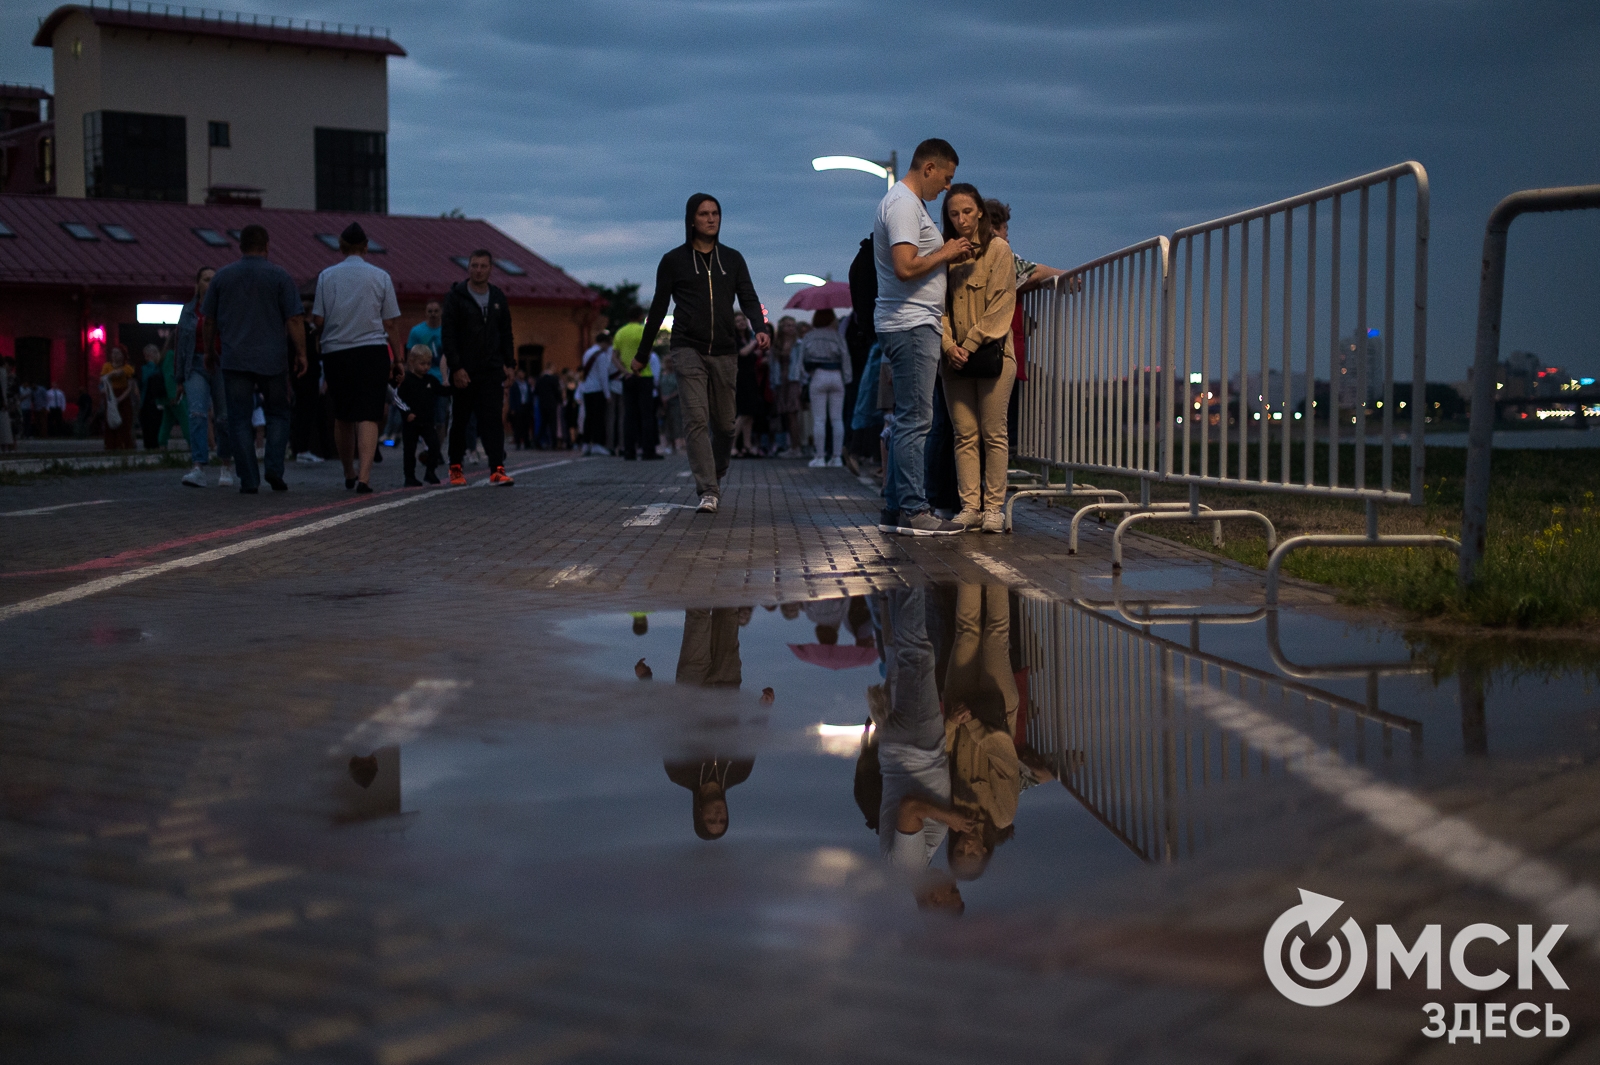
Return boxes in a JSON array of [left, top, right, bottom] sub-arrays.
[[941, 235, 1017, 359]]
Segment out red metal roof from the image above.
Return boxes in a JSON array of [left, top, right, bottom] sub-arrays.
[[0, 195, 600, 307], [33, 4, 406, 58]]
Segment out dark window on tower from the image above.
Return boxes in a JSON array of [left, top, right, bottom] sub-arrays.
[[314, 128, 386, 214], [83, 111, 187, 202], [208, 121, 230, 148]]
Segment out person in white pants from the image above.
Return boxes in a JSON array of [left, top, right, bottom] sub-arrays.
[[797, 308, 852, 467]]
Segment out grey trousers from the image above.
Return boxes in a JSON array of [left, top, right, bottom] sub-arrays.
[[673, 347, 737, 498]]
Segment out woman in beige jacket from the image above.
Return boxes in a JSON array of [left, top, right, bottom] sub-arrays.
[[939, 184, 1016, 533]]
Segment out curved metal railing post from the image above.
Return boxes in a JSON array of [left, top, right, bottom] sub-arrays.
[[1459, 185, 1600, 587]]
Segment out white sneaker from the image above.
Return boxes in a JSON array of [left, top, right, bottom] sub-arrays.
[[181, 466, 207, 488], [808, 456, 828, 468], [697, 494, 719, 514], [827, 456, 843, 468], [295, 452, 323, 464], [217, 468, 236, 487]]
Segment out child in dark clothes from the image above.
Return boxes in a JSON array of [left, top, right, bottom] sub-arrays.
[[397, 346, 444, 486]]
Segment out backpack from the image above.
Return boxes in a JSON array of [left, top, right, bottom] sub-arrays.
[[846, 235, 876, 346]]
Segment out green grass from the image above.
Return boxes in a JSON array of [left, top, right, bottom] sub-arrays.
[[1033, 444, 1600, 633]]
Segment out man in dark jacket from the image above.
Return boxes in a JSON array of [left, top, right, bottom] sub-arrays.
[[441, 249, 516, 486], [635, 194, 769, 514]]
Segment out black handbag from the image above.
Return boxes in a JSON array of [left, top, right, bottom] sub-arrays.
[[953, 338, 1005, 379]]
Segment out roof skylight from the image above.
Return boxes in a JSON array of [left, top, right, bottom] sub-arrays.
[[61, 222, 97, 241], [494, 258, 525, 276], [101, 223, 136, 242], [193, 228, 230, 247]]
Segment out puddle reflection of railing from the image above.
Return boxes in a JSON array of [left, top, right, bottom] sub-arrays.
[[1020, 599, 1424, 863]]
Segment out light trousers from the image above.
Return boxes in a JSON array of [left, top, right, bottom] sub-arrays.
[[941, 356, 1016, 513], [808, 368, 845, 459]]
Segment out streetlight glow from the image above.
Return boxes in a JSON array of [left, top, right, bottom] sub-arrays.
[[812, 156, 889, 180], [783, 273, 827, 287]]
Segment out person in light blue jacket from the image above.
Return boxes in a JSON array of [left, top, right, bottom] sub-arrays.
[[174, 265, 235, 487]]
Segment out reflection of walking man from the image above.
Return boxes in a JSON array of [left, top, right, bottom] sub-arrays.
[[635, 194, 770, 514], [666, 606, 752, 840]]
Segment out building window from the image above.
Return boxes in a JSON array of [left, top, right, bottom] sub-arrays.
[[61, 221, 97, 240], [208, 121, 230, 148], [36, 135, 53, 186], [314, 128, 386, 214], [315, 233, 341, 250], [101, 223, 136, 242], [83, 111, 187, 202], [494, 258, 526, 276], [192, 227, 230, 247], [0, 218, 15, 238]]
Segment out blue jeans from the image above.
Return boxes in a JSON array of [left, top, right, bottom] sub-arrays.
[[184, 366, 232, 464], [224, 370, 290, 490], [880, 325, 941, 516], [878, 586, 943, 750]]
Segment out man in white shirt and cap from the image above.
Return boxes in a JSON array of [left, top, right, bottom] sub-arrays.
[[312, 222, 405, 493]]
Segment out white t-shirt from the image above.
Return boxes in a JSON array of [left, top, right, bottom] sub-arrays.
[[877, 741, 951, 872], [312, 255, 400, 354], [578, 345, 612, 394], [874, 182, 946, 333]]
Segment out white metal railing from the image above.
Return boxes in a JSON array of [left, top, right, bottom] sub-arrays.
[[1011, 163, 1458, 598], [1019, 597, 1422, 862]]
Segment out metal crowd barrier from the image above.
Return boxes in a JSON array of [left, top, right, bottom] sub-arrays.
[[1012, 162, 1460, 602], [1018, 597, 1422, 863]]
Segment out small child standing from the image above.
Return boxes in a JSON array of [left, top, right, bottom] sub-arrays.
[[397, 345, 444, 486]]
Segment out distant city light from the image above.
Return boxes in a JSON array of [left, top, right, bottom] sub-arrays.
[[784, 273, 827, 287], [136, 303, 183, 325], [1189, 372, 1203, 384], [1583, 377, 1597, 386], [1367, 328, 1380, 338], [1293, 412, 1303, 420]]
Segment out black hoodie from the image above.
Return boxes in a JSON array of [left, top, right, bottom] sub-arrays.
[[636, 193, 766, 357]]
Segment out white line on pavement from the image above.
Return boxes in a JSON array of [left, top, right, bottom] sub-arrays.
[[1193, 688, 1600, 951], [1, 499, 119, 517], [622, 502, 693, 527], [0, 460, 572, 625], [327, 679, 469, 755], [547, 563, 597, 587]]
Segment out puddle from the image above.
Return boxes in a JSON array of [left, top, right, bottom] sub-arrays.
[[245, 584, 1600, 946]]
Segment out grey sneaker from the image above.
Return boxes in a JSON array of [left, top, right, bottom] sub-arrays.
[[897, 511, 965, 536], [697, 494, 719, 514], [217, 468, 236, 487], [181, 466, 207, 488], [982, 508, 1005, 533], [953, 508, 983, 530], [877, 509, 900, 533]]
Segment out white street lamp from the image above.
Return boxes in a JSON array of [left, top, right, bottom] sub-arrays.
[[783, 273, 827, 287], [811, 152, 897, 192]]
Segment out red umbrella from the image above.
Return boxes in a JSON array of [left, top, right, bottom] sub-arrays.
[[783, 281, 852, 311], [789, 643, 879, 670]]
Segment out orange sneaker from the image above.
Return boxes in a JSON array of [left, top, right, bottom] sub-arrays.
[[448, 464, 467, 486], [489, 466, 515, 487]]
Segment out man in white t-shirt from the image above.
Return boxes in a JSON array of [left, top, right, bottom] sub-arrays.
[[874, 138, 972, 537], [311, 222, 405, 492], [874, 586, 973, 913], [577, 331, 614, 456]]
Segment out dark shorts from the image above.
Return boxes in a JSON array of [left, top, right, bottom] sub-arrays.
[[323, 345, 391, 423]]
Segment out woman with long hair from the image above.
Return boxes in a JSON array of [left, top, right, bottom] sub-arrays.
[[771, 316, 802, 455], [939, 183, 1016, 533], [100, 345, 139, 451], [174, 265, 236, 486]]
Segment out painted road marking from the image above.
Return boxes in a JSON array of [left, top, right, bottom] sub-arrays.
[[0, 460, 571, 624], [622, 503, 692, 527], [1, 499, 118, 517], [547, 564, 597, 587], [327, 679, 469, 755]]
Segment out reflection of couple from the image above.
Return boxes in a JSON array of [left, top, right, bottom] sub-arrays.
[[663, 607, 756, 841], [873, 584, 1047, 911]]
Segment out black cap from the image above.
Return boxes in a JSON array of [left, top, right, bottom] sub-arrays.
[[340, 222, 368, 246]]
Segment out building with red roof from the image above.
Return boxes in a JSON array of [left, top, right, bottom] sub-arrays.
[[0, 193, 603, 395]]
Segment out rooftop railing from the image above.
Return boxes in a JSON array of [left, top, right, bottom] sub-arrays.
[[63, 0, 392, 42]]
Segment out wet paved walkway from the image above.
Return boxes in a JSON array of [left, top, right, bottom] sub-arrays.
[[2, 453, 1597, 1064]]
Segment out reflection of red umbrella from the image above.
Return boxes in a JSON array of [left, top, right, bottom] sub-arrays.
[[789, 643, 878, 669], [784, 282, 851, 311]]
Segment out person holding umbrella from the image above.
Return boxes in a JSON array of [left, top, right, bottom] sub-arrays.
[[634, 194, 770, 514]]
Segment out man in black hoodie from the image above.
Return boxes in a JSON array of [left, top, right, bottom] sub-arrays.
[[441, 249, 516, 486], [635, 194, 769, 514]]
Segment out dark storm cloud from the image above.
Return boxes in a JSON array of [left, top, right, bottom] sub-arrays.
[[4, 1, 1597, 376]]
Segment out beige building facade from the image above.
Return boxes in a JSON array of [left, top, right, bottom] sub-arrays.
[[35, 5, 401, 210]]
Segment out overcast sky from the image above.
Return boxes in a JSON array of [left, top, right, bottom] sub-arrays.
[[5, 0, 1598, 380]]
